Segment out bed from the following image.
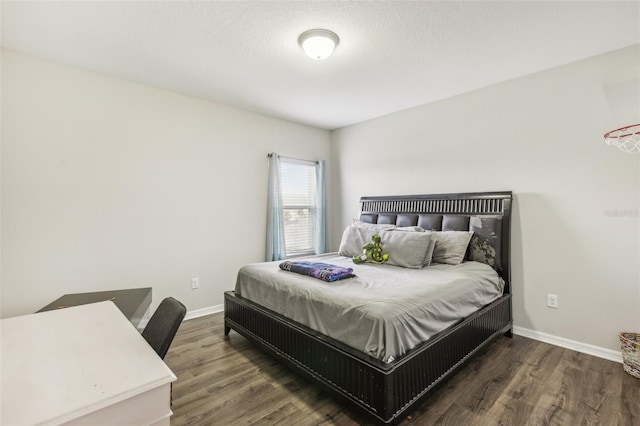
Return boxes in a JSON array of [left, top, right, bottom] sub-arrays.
[[224, 191, 513, 424]]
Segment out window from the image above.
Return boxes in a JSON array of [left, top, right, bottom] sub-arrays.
[[266, 153, 326, 261], [280, 158, 317, 257]]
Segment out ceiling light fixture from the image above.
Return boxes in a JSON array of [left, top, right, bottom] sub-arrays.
[[298, 29, 339, 60]]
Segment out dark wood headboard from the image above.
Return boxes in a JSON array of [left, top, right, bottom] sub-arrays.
[[359, 191, 513, 293]]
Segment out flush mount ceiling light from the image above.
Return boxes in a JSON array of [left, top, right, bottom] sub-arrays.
[[298, 29, 339, 60]]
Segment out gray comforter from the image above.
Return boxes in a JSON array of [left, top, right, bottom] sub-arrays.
[[235, 253, 504, 362]]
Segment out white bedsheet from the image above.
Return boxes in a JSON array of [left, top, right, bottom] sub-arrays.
[[234, 253, 504, 362]]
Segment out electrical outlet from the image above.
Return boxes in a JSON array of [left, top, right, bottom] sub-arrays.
[[547, 293, 558, 309], [191, 277, 200, 290]]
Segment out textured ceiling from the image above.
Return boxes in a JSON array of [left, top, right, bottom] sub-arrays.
[[2, 1, 639, 130]]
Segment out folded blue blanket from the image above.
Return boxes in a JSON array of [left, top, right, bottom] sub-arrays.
[[279, 261, 355, 282]]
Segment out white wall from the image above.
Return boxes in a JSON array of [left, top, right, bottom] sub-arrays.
[[331, 45, 640, 352], [3, 45, 639, 354], [1, 49, 331, 318]]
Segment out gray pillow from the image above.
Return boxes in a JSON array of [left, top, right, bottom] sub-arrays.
[[431, 231, 474, 265], [380, 230, 434, 269], [394, 226, 425, 232], [338, 225, 371, 258], [339, 226, 434, 269], [391, 226, 436, 266], [421, 231, 437, 267]]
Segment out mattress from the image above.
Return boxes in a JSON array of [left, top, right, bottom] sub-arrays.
[[234, 253, 504, 362]]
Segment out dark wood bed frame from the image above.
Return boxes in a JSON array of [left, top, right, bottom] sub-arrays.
[[224, 191, 513, 424]]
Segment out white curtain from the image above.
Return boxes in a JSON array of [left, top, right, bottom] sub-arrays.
[[266, 153, 286, 261]]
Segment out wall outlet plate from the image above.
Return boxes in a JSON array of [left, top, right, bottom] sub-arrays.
[[547, 293, 558, 309], [191, 277, 200, 290]]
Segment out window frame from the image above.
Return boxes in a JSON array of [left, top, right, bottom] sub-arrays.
[[279, 157, 318, 258]]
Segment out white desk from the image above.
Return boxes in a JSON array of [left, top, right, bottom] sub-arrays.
[[1, 301, 176, 425]]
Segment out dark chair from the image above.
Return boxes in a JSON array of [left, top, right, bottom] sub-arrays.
[[142, 297, 186, 359]]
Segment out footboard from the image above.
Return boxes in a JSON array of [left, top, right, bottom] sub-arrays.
[[224, 291, 512, 424]]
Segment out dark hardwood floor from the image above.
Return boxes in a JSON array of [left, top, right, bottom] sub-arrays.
[[165, 313, 639, 425]]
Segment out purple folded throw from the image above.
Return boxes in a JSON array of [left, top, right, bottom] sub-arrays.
[[279, 261, 354, 282]]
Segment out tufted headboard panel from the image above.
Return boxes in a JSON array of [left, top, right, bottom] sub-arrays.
[[359, 191, 513, 293]]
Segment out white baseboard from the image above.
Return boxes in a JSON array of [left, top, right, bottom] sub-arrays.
[[137, 304, 223, 330], [184, 304, 224, 321], [513, 326, 622, 364]]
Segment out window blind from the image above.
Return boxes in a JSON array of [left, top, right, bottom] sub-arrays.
[[280, 159, 317, 257]]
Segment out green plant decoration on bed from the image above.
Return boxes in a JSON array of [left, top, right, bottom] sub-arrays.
[[353, 234, 390, 264]]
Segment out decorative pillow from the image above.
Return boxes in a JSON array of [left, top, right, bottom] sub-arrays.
[[431, 231, 474, 265], [351, 219, 396, 231], [468, 216, 502, 270], [339, 226, 434, 269]]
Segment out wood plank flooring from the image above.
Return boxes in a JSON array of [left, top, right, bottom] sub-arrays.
[[165, 313, 639, 425]]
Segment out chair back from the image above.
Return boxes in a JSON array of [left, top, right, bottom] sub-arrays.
[[142, 297, 186, 359]]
